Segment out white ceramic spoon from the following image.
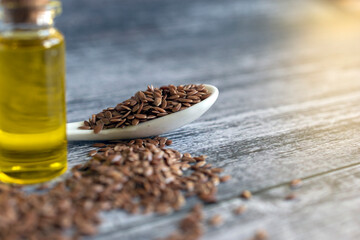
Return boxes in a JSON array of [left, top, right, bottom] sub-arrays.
[[66, 84, 219, 141]]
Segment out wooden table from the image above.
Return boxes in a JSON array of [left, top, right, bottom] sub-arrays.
[[59, 0, 360, 239]]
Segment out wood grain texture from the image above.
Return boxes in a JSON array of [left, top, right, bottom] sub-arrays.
[[55, 0, 360, 239]]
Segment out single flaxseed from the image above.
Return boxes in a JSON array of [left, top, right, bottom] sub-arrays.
[[208, 214, 223, 227], [251, 229, 268, 240], [233, 205, 247, 215], [241, 190, 252, 200], [220, 175, 231, 182], [92, 143, 106, 148], [88, 150, 97, 156], [134, 113, 147, 119], [132, 119, 140, 126], [160, 204, 204, 240], [93, 122, 104, 134], [290, 179, 302, 188], [285, 193, 297, 200]]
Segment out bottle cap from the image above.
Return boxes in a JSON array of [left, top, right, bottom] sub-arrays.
[[1, 0, 50, 24]]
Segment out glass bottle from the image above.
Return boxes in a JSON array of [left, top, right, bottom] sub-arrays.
[[0, 0, 67, 184]]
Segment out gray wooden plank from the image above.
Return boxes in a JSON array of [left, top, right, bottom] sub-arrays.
[[202, 164, 360, 240], [42, 0, 360, 239]]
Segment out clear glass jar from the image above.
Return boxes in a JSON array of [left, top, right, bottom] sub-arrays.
[[0, 0, 67, 184]]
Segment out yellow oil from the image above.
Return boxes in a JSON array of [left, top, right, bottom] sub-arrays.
[[0, 28, 67, 184]]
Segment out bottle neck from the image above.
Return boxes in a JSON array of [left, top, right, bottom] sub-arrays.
[[0, 0, 61, 33]]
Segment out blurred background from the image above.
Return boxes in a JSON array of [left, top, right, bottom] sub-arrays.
[[58, 0, 360, 123]]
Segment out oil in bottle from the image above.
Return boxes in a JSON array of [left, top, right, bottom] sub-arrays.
[[0, 0, 67, 184]]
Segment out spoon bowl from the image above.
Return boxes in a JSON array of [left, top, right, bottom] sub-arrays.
[[67, 84, 219, 141]]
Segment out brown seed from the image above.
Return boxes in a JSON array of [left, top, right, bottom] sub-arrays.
[[172, 103, 182, 112], [220, 175, 231, 182], [290, 179, 302, 188], [167, 95, 180, 100], [211, 168, 223, 173], [199, 193, 217, 203], [154, 107, 166, 113], [118, 105, 131, 111], [153, 92, 162, 98], [121, 111, 131, 118], [241, 190, 252, 200], [147, 115, 156, 120], [161, 99, 167, 109], [115, 119, 126, 128], [253, 229, 268, 240], [88, 150, 98, 156], [91, 114, 96, 123], [195, 161, 206, 168], [93, 122, 104, 134], [201, 93, 211, 100], [187, 95, 200, 100], [194, 155, 207, 161], [110, 118, 124, 122], [127, 115, 135, 120], [233, 205, 246, 215], [92, 143, 106, 148], [208, 214, 223, 226], [136, 102, 144, 114], [154, 97, 162, 106], [132, 103, 140, 112], [104, 111, 112, 119], [285, 193, 296, 200], [78, 125, 91, 130], [135, 114, 147, 119], [137, 91, 146, 101], [132, 119, 140, 126], [177, 98, 193, 103], [187, 90, 198, 96]]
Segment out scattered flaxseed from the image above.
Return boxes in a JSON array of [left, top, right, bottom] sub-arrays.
[[82, 84, 211, 133], [290, 179, 302, 188], [285, 193, 297, 200], [160, 204, 204, 240], [92, 143, 106, 148], [251, 229, 268, 240], [208, 214, 223, 227], [241, 190, 252, 200], [233, 205, 247, 215], [0, 136, 230, 240], [220, 175, 231, 182]]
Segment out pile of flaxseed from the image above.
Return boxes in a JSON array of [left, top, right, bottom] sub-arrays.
[[0, 137, 230, 240], [81, 84, 211, 133]]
